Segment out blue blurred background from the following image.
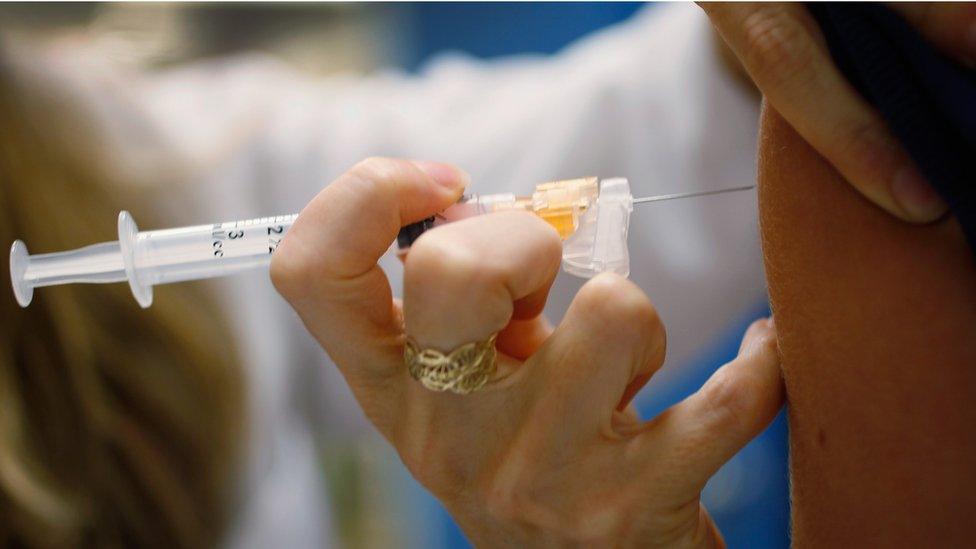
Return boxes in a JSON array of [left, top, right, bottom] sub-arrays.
[[398, 3, 645, 70]]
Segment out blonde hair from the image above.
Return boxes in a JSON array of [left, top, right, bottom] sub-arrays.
[[0, 46, 244, 547]]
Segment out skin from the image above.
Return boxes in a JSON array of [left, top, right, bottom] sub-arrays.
[[271, 158, 784, 547], [702, 2, 976, 224], [758, 105, 976, 546]]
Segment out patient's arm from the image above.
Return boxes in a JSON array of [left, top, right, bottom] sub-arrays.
[[758, 105, 976, 546]]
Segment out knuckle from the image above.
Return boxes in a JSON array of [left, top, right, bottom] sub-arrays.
[[405, 219, 524, 292], [313, 160, 400, 229], [405, 229, 483, 283], [740, 6, 818, 92], [345, 157, 419, 207], [405, 230, 512, 329], [345, 157, 400, 200], [351, 156, 403, 184], [494, 210, 564, 272], [497, 210, 564, 265], [575, 273, 662, 338]]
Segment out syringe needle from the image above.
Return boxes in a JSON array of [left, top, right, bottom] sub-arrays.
[[632, 184, 755, 205]]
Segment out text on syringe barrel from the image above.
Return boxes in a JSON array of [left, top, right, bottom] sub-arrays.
[[134, 214, 297, 286]]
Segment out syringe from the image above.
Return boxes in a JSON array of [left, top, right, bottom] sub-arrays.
[[10, 178, 753, 308], [10, 212, 298, 308]]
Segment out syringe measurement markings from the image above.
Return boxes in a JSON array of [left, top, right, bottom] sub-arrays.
[[210, 215, 296, 258]]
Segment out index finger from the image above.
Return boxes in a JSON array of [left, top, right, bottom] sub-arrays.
[[271, 157, 466, 360]]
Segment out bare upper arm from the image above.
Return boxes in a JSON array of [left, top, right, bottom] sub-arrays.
[[757, 105, 976, 546]]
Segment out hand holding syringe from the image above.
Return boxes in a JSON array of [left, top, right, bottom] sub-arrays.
[[9, 177, 752, 308]]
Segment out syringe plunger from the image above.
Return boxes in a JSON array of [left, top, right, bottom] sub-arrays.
[[10, 239, 126, 307]]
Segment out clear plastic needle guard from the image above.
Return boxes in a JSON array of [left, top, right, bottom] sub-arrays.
[[10, 179, 753, 308]]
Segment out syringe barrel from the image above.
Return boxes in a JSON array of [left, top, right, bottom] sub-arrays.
[[132, 215, 298, 286]]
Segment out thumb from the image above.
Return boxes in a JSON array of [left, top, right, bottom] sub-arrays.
[[637, 318, 784, 495]]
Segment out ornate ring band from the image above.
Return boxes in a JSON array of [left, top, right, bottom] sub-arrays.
[[404, 333, 498, 395]]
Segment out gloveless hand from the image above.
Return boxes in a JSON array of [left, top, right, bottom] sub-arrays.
[[271, 158, 784, 547]]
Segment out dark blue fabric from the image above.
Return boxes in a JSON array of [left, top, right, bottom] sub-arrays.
[[808, 3, 976, 251]]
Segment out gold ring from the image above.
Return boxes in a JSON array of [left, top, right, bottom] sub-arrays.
[[405, 333, 498, 394]]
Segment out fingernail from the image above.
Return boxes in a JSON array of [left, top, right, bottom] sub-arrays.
[[412, 160, 470, 191], [890, 166, 947, 222]]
